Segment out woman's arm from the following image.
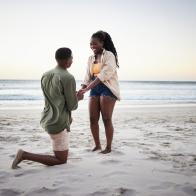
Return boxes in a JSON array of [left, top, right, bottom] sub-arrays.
[[78, 77, 101, 94]]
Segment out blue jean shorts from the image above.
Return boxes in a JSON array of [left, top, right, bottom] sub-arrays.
[[90, 77, 117, 100]]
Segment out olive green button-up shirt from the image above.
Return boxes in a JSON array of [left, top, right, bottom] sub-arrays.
[[40, 66, 78, 134]]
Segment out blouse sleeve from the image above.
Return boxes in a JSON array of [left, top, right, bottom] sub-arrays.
[[97, 52, 117, 82], [81, 56, 92, 86]]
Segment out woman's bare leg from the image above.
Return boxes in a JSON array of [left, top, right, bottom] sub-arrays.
[[100, 96, 116, 154], [89, 96, 101, 151]]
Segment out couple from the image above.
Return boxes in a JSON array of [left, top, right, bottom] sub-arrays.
[[11, 30, 120, 169]]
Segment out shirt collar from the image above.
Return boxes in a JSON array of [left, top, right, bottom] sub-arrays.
[[56, 65, 68, 72]]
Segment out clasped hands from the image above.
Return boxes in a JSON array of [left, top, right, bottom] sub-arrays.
[[76, 87, 89, 101]]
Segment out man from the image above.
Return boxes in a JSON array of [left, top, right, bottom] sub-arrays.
[[12, 47, 83, 169]]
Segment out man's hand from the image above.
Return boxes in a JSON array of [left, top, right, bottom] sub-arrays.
[[76, 86, 91, 101], [76, 91, 84, 101], [77, 88, 89, 95]]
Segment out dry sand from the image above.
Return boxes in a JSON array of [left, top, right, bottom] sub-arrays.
[[0, 103, 196, 196]]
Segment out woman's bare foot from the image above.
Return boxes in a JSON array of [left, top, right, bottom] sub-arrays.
[[92, 146, 101, 152], [11, 149, 24, 169], [101, 147, 111, 154]]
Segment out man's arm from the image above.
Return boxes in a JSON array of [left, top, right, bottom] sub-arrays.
[[62, 76, 78, 111]]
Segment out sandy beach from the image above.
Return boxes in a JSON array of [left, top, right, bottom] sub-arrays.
[[0, 103, 196, 196]]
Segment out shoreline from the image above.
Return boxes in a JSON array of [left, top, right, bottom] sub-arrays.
[[1, 100, 196, 110]]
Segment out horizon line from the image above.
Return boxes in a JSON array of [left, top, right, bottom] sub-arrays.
[[0, 79, 196, 83]]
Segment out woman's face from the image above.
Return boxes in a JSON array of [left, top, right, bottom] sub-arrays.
[[90, 37, 104, 55]]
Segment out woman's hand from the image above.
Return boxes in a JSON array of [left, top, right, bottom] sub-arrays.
[[77, 88, 89, 95], [80, 77, 101, 95], [78, 77, 100, 97]]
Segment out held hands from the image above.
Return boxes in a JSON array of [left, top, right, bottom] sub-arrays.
[[76, 87, 89, 101], [78, 88, 89, 95], [76, 90, 84, 101]]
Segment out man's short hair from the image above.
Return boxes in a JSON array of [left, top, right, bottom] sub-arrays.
[[55, 48, 72, 60]]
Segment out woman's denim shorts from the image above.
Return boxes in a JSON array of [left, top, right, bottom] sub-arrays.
[[90, 76, 117, 100]]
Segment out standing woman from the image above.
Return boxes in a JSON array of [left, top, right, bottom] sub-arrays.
[[79, 30, 120, 154]]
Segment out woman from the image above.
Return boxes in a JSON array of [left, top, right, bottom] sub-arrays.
[[79, 30, 120, 154]]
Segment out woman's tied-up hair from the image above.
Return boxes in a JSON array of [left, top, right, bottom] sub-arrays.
[[92, 31, 119, 67]]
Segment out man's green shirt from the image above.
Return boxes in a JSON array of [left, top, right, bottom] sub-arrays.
[[40, 66, 78, 134]]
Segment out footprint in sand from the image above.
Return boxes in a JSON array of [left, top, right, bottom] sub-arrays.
[[89, 187, 136, 196], [160, 142, 171, 147], [0, 189, 23, 196], [115, 187, 136, 196], [14, 172, 24, 177], [176, 183, 196, 196], [13, 168, 39, 177], [88, 189, 109, 196], [112, 149, 125, 156], [103, 171, 128, 178], [100, 159, 122, 165], [150, 181, 177, 190], [0, 171, 12, 183], [26, 187, 58, 196]]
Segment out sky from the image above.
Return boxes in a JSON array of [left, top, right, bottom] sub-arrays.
[[0, 0, 196, 81]]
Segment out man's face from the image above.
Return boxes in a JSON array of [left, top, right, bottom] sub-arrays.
[[65, 56, 73, 68], [58, 56, 73, 68]]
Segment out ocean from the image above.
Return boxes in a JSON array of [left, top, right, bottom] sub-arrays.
[[0, 80, 196, 109]]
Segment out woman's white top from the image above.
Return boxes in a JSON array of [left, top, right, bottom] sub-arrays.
[[82, 49, 121, 100]]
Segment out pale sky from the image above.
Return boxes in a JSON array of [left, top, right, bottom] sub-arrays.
[[0, 0, 196, 81]]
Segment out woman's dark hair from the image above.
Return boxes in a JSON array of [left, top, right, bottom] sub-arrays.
[[92, 31, 119, 67], [55, 47, 72, 60]]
